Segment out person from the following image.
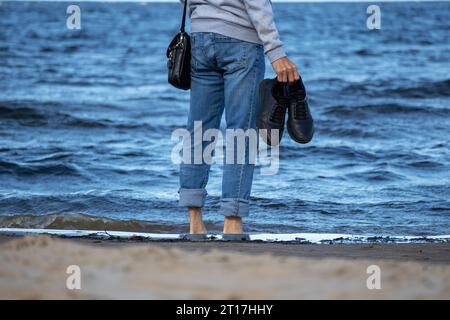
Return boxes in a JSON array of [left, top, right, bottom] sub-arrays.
[[178, 0, 300, 239]]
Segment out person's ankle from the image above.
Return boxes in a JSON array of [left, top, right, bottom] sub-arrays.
[[189, 207, 207, 234], [223, 216, 244, 234]]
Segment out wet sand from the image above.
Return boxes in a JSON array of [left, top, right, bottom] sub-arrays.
[[0, 234, 449, 299]]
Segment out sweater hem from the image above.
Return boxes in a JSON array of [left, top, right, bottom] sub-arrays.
[[191, 18, 263, 46]]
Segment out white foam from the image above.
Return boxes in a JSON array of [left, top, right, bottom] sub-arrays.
[[0, 228, 449, 243]]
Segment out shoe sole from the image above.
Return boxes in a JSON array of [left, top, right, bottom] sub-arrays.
[[257, 78, 285, 146], [287, 121, 314, 144]]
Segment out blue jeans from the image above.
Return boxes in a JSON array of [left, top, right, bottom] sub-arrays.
[[179, 32, 265, 218]]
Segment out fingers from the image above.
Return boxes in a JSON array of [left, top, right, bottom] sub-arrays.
[[272, 58, 300, 84], [287, 66, 296, 84], [279, 65, 296, 84], [273, 58, 299, 84], [287, 62, 300, 84], [291, 67, 300, 83], [278, 67, 288, 83]]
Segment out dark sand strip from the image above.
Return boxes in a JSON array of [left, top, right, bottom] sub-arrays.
[[1, 234, 449, 264]]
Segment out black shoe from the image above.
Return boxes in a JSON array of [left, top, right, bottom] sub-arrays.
[[256, 78, 289, 146], [285, 79, 314, 144]]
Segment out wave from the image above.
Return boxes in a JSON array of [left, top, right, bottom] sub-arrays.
[[353, 48, 377, 56], [323, 103, 450, 117], [0, 105, 46, 122], [0, 160, 84, 177], [383, 79, 450, 99], [0, 194, 179, 219], [317, 125, 379, 138], [345, 169, 405, 182], [33, 79, 128, 88], [0, 213, 181, 233], [295, 145, 378, 161], [340, 79, 450, 99], [0, 102, 157, 130]]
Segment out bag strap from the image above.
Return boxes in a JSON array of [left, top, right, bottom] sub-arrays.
[[180, 0, 188, 33]]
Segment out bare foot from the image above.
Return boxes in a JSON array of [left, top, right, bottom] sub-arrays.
[[189, 207, 207, 234], [223, 216, 244, 234]]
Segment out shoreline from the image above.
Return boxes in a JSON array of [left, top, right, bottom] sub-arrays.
[[1, 227, 449, 244]]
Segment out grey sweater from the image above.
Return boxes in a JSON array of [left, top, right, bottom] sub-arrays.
[[180, 0, 286, 63]]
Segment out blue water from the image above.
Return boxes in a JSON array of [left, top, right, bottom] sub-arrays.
[[0, 1, 449, 236]]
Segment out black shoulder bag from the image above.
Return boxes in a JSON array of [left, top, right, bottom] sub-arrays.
[[166, 0, 191, 90]]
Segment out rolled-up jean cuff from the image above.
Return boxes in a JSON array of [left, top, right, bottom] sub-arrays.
[[219, 198, 250, 218], [179, 188, 207, 208]]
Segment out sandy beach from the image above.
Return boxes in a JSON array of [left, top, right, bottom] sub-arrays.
[[0, 235, 449, 299]]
